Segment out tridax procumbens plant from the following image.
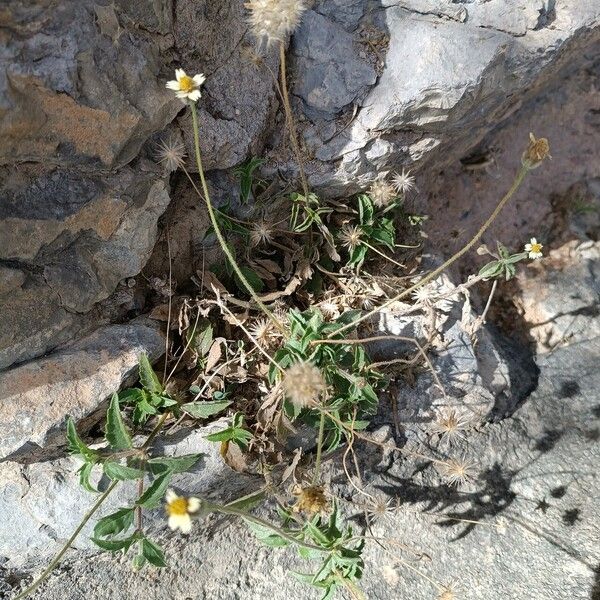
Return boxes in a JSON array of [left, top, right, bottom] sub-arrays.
[[13, 5, 551, 599]]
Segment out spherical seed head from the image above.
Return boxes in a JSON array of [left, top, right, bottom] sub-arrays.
[[250, 220, 274, 246], [282, 360, 327, 409], [369, 178, 396, 208], [521, 133, 550, 169], [293, 485, 329, 515], [245, 0, 307, 46], [339, 224, 363, 252], [391, 168, 416, 195], [156, 137, 186, 172], [439, 457, 477, 487]]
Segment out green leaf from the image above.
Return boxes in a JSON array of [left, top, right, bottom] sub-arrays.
[[357, 194, 374, 225], [147, 453, 203, 475], [138, 353, 163, 394], [243, 519, 289, 548], [78, 462, 98, 493], [182, 399, 232, 419], [132, 552, 147, 571], [136, 473, 171, 509], [91, 534, 137, 552], [105, 393, 132, 451], [103, 461, 145, 481], [93, 508, 135, 538], [141, 538, 167, 567], [66, 417, 97, 461]]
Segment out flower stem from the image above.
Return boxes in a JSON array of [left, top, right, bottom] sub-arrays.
[[12, 481, 119, 600], [330, 164, 530, 337], [312, 411, 326, 485], [279, 41, 309, 229], [189, 102, 286, 335]]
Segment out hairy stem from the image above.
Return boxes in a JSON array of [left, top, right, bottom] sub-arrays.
[[189, 102, 286, 335], [313, 411, 326, 484], [279, 42, 309, 228]]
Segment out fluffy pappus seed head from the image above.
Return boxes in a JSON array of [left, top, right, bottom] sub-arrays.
[[156, 137, 186, 172], [369, 178, 396, 208], [245, 0, 307, 46], [391, 168, 416, 195], [250, 220, 275, 247], [438, 457, 477, 487], [282, 360, 327, 409]]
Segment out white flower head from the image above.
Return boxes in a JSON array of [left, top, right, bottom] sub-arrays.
[[165, 489, 201, 534], [524, 237, 543, 260], [391, 168, 416, 195], [166, 68, 206, 103]]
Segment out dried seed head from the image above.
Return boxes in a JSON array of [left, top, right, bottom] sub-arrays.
[[245, 0, 307, 46], [438, 457, 477, 487], [391, 168, 416, 195], [430, 408, 472, 442], [339, 224, 363, 252], [282, 360, 327, 409], [156, 137, 186, 172], [521, 133, 550, 170], [293, 485, 329, 515], [365, 493, 397, 525], [250, 220, 274, 246], [368, 178, 396, 208], [248, 318, 275, 345]]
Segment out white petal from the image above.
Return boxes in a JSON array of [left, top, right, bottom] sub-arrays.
[[193, 74, 206, 85], [524, 244, 532, 252], [188, 497, 201, 513], [168, 514, 192, 533], [175, 90, 188, 98], [165, 489, 178, 503], [175, 68, 186, 81], [166, 81, 180, 91], [530, 237, 537, 245], [187, 90, 201, 102]]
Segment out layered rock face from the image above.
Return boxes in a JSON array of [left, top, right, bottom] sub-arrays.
[[0, 1, 600, 593]]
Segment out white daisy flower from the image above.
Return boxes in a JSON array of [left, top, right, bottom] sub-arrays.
[[166, 69, 206, 103], [165, 489, 201, 534], [524, 237, 543, 260]]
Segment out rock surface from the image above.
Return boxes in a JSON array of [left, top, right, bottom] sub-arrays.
[[0, 419, 256, 570], [4, 274, 598, 600], [294, 0, 600, 194], [0, 322, 164, 461]]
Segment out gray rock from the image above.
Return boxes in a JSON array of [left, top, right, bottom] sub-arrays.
[[0, 322, 164, 461], [0, 167, 170, 369], [293, 0, 600, 194], [291, 10, 377, 119], [0, 419, 257, 570], [8, 322, 599, 600], [518, 240, 600, 353], [373, 274, 538, 427]]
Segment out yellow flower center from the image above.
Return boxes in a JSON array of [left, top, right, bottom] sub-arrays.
[[530, 243, 542, 254], [166, 497, 189, 516], [179, 75, 195, 93]]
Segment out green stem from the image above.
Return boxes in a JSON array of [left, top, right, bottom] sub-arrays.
[[330, 165, 530, 337], [189, 102, 286, 335], [313, 411, 326, 485], [12, 481, 119, 600]]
